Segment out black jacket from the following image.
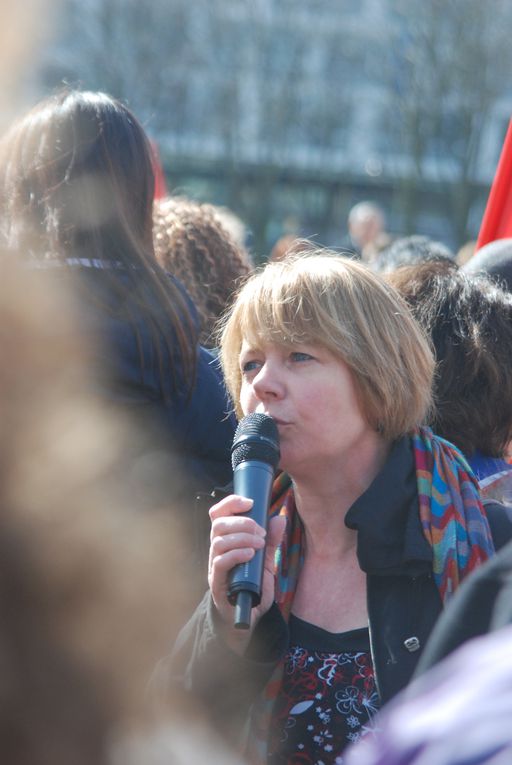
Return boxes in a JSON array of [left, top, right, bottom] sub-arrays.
[[415, 534, 512, 676], [165, 437, 512, 746]]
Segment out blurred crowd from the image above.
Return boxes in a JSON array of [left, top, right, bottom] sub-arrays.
[[1, 9, 512, 765]]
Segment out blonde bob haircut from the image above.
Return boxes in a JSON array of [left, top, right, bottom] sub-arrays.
[[219, 252, 434, 440]]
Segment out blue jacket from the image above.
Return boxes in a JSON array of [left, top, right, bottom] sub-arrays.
[[33, 260, 236, 510]]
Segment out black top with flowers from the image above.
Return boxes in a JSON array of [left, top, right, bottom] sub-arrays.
[[267, 615, 379, 765]]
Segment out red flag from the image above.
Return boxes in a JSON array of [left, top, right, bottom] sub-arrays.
[[150, 140, 168, 200], [477, 118, 512, 249]]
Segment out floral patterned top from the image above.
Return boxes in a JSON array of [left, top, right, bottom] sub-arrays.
[[267, 615, 380, 765]]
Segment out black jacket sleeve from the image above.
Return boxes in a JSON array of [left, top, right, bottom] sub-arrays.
[[155, 592, 288, 745]]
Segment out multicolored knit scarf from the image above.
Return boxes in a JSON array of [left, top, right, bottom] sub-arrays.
[[246, 426, 495, 763], [413, 427, 495, 600]]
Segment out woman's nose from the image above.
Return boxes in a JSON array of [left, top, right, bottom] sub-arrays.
[[252, 362, 284, 400]]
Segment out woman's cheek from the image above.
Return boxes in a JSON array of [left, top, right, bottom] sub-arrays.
[[239, 384, 254, 416]]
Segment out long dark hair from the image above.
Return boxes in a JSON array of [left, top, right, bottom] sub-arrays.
[[0, 89, 197, 393]]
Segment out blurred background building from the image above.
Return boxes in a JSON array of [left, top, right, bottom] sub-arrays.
[[25, 0, 512, 258]]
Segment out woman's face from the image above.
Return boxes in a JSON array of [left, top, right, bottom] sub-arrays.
[[239, 339, 376, 478]]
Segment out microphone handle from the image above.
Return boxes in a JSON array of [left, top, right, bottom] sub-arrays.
[[228, 459, 274, 629]]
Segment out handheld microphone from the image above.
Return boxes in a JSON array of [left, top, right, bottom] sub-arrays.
[[227, 412, 280, 630]]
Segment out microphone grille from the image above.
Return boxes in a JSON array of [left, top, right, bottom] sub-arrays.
[[231, 413, 280, 471]]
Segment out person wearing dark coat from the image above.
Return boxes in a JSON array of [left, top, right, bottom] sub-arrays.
[[159, 254, 511, 765], [0, 90, 236, 565]]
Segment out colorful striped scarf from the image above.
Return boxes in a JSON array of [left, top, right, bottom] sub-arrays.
[[246, 426, 495, 763]]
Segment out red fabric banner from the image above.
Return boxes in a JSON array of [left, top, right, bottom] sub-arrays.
[[477, 119, 512, 249]]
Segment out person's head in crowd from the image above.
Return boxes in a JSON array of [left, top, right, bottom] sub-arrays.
[[268, 235, 315, 262], [373, 234, 454, 274], [0, 88, 238, 551], [0, 88, 197, 388], [1, 89, 155, 264], [220, 252, 434, 436], [153, 196, 253, 347], [347, 201, 389, 261], [0, 258, 239, 765], [388, 260, 512, 498], [463, 237, 512, 294]]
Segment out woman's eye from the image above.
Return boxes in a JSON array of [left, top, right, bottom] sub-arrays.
[[290, 351, 313, 362], [241, 360, 261, 373]]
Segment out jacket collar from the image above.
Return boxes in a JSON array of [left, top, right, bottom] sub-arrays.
[[345, 435, 432, 575]]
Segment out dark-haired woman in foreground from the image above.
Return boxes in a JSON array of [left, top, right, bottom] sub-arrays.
[[0, 90, 235, 531], [168, 253, 511, 764]]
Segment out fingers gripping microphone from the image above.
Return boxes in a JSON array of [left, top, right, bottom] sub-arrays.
[[228, 413, 280, 630]]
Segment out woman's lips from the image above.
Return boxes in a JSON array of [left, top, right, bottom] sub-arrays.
[[270, 417, 290, 426], [255, 409, 290, 426]]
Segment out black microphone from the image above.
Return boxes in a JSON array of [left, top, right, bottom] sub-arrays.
[[228, 412, 280, 630]]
